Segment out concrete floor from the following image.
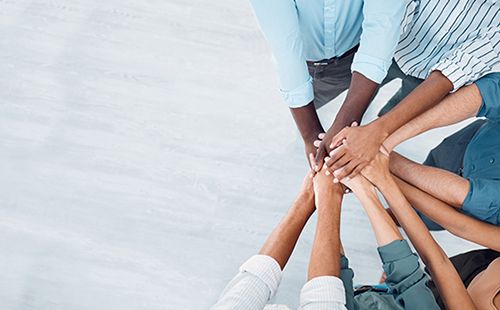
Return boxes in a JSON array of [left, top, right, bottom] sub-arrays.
[[0, 0, 479, 309]]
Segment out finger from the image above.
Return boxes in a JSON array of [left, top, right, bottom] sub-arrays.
[[323, 157, 331, 175], [346, 162, 367, 180], [308, 153, 316, 170], [334, 160, 359, 181], [329, 153, 351, 171], [314, 144, 327, 172], [313, 139, 321, 148], [329, 129, 347, 149], [326, 145, 347, 167], [318, 133, 325, 140]]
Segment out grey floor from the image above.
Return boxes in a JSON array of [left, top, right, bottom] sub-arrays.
[[0, 1, 480, 309]]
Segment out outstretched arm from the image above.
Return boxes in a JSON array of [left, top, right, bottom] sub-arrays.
[[259, 176, 316, 269], [389, 152, 469, 208], [393, 175, 500, 251], [212, 175, 315, 310], [298, 169, 348, 310], [384, 83, 482, 152], [341, 176, 402, 246], [308, 170, 344, 280], [362, 154, 476, 310]]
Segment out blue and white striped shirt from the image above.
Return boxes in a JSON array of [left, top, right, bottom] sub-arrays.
[[250, 0, 499, 107], [396, 0, 500, 91]]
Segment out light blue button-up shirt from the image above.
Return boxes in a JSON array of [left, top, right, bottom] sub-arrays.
[[250, 0, 406, 108]]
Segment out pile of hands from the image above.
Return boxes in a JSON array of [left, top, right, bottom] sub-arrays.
[[306, 122, 393, 192]]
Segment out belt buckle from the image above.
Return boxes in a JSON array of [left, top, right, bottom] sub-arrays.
[[313, 61, 329, 66]]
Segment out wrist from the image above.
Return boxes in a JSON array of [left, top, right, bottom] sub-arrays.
[[369, 121, 390, 141]]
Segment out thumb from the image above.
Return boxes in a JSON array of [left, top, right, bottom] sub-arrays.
[[329, 129, 346, 149], [314, 143, 327, 172]]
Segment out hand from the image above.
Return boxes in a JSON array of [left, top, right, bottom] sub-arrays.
[[313, 166, 343, 210], [326, 122, 388, 181], [339, 173, 374, 196], [360, 150, 392, 188]]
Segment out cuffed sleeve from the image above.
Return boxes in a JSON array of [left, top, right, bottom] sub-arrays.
[[462, 178, 500, 226], [431, 27, 500, 92], [211, 255, 282, 310], [249, 0, 313, 108], [299, 276, 347, 310], [475, 73, 500, 121], [378, 240, 440, 310], [351, 0, 406, 83]]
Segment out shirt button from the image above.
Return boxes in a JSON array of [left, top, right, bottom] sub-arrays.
[[490, 158, 495, 164], [471, 164, 476, 170]]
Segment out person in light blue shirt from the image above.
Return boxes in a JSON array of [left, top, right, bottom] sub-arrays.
[[250, 0, 411, 165]]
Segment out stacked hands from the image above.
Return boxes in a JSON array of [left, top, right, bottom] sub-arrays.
[[309, 121, 391, 190], [312, 147, 392, 198]]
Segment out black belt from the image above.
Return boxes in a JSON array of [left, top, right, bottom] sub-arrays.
[[308, 44, 359, 66]]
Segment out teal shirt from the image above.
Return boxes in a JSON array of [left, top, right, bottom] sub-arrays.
[[340, 240, 440, 310], [461, 73, 500, 225]]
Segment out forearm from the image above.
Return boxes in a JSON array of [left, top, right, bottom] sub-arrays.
[[290, 102, 324, 143], [259, 196, 314, 269], [308, 195, 343, 280], [389, 152, 469, 208], [384, 83, 482, 151], [394, 175, 500, 251], [377, 178, 475, 310], [374, 71, 453, 138], [331, 72, 379, 131], [355, 187, 402, 246]]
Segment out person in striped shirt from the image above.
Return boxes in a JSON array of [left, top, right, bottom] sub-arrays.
[[321, 0, 499, 179]]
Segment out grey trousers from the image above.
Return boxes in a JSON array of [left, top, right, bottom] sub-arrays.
[[307, 56, 424, 114]]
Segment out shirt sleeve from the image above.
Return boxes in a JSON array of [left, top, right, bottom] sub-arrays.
[[351, 0, 406, 83], [461, 178, 500, 226], [431, 27, 500, 92], [249, 0, 314, 108], [378, 240, 440, 310], [211, 255, 282, 310], [475, 72, 500, 121], [298, 276, 348, 310]]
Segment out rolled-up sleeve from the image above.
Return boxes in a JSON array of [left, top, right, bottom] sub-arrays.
[[211, 255, 282, 310], [351, 0, 406, 83], [249, 0, 313, 108], [432, 27, 500, 92], [299, 276, 347, 310], [475, 72, 500, 121], [378, 240, 440, 310], [461, 178, 500, 226]]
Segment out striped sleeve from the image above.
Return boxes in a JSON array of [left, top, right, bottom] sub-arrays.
[[431, 26, 500, 92]]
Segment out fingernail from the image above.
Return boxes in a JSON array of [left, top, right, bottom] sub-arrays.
[[325, 157, 330, 163], [325, 170, 330, 175], [345, 177, 350, 181], [333, 178, 339, 183]]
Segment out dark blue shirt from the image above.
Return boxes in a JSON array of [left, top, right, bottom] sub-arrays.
[[461, 73, 500, 226]]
